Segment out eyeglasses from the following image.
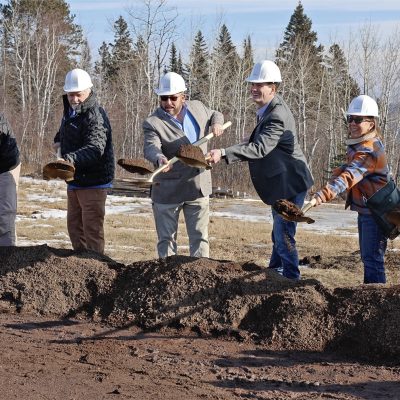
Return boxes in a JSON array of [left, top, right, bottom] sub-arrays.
[[160, 95, 180, 102], [347, 116, 372, 124]]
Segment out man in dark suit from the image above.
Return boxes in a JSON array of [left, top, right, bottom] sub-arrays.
[[208, 60, 313, 280], [143, 72, 224, 258]]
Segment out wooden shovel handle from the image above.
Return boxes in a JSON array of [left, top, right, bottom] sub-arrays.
[[193, 121, 232, 146], [301, 198, 317, 214]]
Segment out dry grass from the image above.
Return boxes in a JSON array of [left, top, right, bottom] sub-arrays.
[[15, 179, 400, 288]]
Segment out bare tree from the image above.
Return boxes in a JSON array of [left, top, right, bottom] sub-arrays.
[[127, 0, 178, 111]]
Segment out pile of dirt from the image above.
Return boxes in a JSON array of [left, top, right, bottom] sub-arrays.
[[1, 245, 399, 362]]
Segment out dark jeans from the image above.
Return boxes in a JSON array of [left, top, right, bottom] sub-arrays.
[[358, 213, 387, 283], [268, 191, 307, 280]]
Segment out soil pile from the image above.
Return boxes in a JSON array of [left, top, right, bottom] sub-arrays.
[[1, 245, 399, 361]]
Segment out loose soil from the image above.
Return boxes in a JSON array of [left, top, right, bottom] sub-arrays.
[[177, 144, 209, 168], [1, 245, 399, 399], [117, 158, 155, 175]]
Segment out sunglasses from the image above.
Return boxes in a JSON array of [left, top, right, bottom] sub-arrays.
[[160, 95, 180, 101], [347, 116, 371, 124]]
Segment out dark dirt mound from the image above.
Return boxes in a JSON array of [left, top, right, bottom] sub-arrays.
[[0, 245, 399, 362]]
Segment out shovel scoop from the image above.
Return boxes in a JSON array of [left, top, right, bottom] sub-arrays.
[[43, 149, 75, 182], [273, 198, 316, 224], [118, 121, 232, 188], [176, 144, 211, 169], [117, 158, 155, 175]]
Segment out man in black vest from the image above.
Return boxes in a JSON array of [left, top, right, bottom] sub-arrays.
[[54, 69, 114, 254]]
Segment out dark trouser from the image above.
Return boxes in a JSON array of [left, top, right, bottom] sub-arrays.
[[268, 191, 307, 280], [67, 188, 107, 254], [358, 213, 387, 284]]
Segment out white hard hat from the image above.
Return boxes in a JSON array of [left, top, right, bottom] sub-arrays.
[[155, 72, 187, 96], [347, 95, 379, 118], [246, 60, 282, 83], [63, 68, 93, 92]]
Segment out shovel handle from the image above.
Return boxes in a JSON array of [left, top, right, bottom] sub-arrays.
[[192, 121, 232, 147], [301, 198, 317, 214], [148, 121, 232, 182]]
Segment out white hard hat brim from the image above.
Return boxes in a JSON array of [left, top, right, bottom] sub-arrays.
[[245, 78, 282, 83], [64, 83, 93, 92], [346, 111, 379, 118], [154, 88, 186, 96]]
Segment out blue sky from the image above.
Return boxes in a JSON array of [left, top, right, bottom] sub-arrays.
[[67, 0, 400, 59]]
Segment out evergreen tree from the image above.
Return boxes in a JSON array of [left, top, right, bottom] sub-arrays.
[[109, 16, 134, 78], [242, 35, 254, 79], [187, 30, 209, 101], [275, 1, 324, 160], [79, 38, 92, 72], [323, 43, 360, 171], [214, 24, 238, 65], [169, 42, 179, 72], [177, 52, 185, 77], [95, 41, 113, 81], [210, 24, 239, 110]]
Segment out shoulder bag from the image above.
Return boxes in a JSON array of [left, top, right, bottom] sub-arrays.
[[365, 178, 400, 240]]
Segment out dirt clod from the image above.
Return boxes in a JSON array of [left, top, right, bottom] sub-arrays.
[[273, 199, 303, 217], [117, 158, 155, 174], [177, 144, 209, 168]]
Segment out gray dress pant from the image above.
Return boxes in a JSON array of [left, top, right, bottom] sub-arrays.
[[152, 196, 209, 258], [0, 164, 20, 246]]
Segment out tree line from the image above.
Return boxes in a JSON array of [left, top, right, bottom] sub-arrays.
[[1, 0, 399, 194]]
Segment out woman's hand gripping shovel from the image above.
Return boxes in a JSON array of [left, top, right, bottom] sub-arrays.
[[118, 121, 232, 188]]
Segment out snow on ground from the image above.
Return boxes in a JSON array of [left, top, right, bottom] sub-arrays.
[[16, 177, 363, 237]]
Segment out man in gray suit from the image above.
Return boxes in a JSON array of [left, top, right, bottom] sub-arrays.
[[143, 72, 224, 258], [208, 60, 313, 280]]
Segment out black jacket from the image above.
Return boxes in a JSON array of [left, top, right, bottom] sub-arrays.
[[54, 92, 114, 187], [0, 113, 20, 174], [225, 95, 313, 204]]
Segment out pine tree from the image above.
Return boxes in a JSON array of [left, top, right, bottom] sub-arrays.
[[275, 1, 324, 160], [109, 16, 134, 78], [187, 30, 209, 101], [169, 42, 179, 72], [210, 24, 239, 110], [95, 41, 113, 81], [214, 24, 238, 65], [79, 38, 92, 72]]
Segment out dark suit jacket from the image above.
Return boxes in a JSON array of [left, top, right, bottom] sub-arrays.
[[143, 100, 223, 204], [225, 95, 313, 205]]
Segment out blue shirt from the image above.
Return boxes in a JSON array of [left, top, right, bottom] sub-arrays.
[[162, 105, 200, 144], [67, 182, 113, 191], [256, 102, 270, 122]]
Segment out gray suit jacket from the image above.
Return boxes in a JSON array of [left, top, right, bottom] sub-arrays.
[[143, 100, 224, 204], [225, 95, 313, 205]]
